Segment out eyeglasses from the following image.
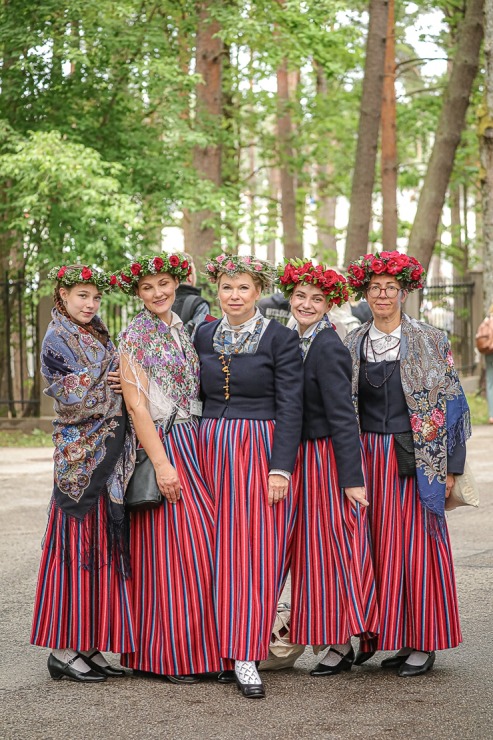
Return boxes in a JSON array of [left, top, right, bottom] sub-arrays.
[[367, 285, 401, 298]]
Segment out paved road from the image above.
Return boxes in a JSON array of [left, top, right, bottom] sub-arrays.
[[0, 429, 492, 740]]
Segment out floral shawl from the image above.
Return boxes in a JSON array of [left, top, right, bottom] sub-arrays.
[[42, 309, 135, 567], [118, 307, 200, 423], [344, 314, 471, 533]]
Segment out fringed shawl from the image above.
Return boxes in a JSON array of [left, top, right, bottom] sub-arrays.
[[42, 309, 135, 570], [345, 314, 471, 535]]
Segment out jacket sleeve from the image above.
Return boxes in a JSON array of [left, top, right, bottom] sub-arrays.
[[270, 328, 303, 472], [315, 333, 365, 488]]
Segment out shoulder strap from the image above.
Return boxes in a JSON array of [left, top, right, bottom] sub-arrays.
[[181, 294, 205, 325]]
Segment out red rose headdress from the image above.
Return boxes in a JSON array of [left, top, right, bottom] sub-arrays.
[[276, 258, 350, 306], [204, 254, 275, 290], [118, 253, 191, 294], [48, 265, 116, 291], [346, 250, 426, 298]]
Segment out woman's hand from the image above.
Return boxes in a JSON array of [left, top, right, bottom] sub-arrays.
[[155, 461, 181, 504], [268, 473, 289, 506], [108, 370, 122, 395], [345, 486, 369, 507], [445, 474, 455, 499]]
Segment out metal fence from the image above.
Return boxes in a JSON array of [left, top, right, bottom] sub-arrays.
[[0, 270, 40, 418], [420, 279, 475, 375]]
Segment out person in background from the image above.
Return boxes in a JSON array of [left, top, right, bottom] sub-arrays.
[[31, 265, 135, 683], [485, 301, 493, 424], [257, 290, 292, 325], [195, 254, 303, 699], [344, 250, 470, 677], [172, 252, 210, 335], [277, 258, 378, 676], [118, 253, 220, 683]]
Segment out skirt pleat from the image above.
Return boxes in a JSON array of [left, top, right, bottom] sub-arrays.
[[290, 437, 379, 645], [199, 418, 300, 662], [359, 432, 462, 652], [120, 420, 221, 675], [31, 495, 135, 653]]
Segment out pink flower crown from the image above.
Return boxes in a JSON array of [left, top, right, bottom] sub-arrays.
[[276, 259, 350, 306], [118, 253, 191, 293], [346, 250, 426, 298], [204, 254, 275, 290]]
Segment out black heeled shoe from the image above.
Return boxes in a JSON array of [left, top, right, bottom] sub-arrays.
[[398, 652, 435, 678], [217, 670, 236, 684], [80, 651, 126, 677], [310, 646, 355, 677], [47, 653, 107, 683], [165, 674, 201, 684], [353, 649, 376, 666], [381, 652, 412, 670], [234, 663, 265, 699]]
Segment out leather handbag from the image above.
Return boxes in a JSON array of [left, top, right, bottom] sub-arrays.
[[393, 431, 416, 477], [475, 315, 493, 355], [125, 448, 162, 511], [445, 462, 480, 511]]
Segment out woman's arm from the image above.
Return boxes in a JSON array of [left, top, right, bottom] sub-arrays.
[[120, 354, 181, 503]]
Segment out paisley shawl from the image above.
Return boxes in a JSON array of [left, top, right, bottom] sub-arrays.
[[42, 309, 135, 567], [118, 307, 200, 422], [344, 314, 471, 534]]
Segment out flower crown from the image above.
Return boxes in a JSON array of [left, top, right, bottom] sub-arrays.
[[276, 259, 350, 306], [346, 250, 426, 298], [205, 254, 275, 290], [118, 253, 191, 294], [48, 265, 116, 292]]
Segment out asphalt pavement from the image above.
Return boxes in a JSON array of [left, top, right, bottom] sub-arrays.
[[0, 428, 492, 740]]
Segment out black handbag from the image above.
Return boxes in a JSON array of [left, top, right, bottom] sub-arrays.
[[393, 431, 416, 477], [125, 448, 162, 511]]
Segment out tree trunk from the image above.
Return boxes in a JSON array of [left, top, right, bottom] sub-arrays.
[[408, 0, 484, 272], [314, 62, 337, 257], [344, 0, 389, 264], [188, 2, 223, 264], [277, 59, 301, 258], [381, 0, 398, 250], [481, 0, 493, 314]]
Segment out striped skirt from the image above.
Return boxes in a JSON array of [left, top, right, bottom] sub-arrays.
[[290, 438, 379, 646], [31, 494, 135, 653], [120, 420, 221, 675], [358, 432, 462, 652], [199, 418, 300, 662]]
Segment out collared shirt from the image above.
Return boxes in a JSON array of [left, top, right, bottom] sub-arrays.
[[365, 323, 402, 362], [220, 308, 269, 342]]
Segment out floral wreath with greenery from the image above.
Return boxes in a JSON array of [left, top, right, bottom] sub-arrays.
[[48, 265, 116, 292], [346, 250, 426, 299], [276, 258, 350, 305], [204, 254, 275, 290], [117, 253, 191, 294]]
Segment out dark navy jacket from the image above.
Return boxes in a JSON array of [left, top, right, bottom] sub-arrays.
[[194, 319, 303, 473], [302, 327, 364, 488]]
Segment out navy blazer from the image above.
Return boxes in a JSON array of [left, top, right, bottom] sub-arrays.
[[302, 327, 364, 488], [194, 319, 303, 473]]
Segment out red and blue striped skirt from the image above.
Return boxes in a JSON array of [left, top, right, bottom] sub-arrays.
[[199, 418, 300, 662], [121, 420, 221, 675], [290, 437, 379, 646], [358, 432, 462, 652], [31, 494, 135, 653]]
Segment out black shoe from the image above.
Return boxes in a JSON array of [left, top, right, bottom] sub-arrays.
[[47, 653, 107, 683], [353, 649, 376, 666], [217, 670, 236, 684], [79, 651, 126, 677], [398, 652, 435, 678], [381, 652, 412, 670], [165, 674, 201, 684], [310, 646, 355, 677], [235, 676, 265, 699]]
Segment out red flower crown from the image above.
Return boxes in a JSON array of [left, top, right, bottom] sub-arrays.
[[346, 250, 425, 298], [48, 265, 116, 291], [276, 258, 350, 306], [118, 253, 191, 293]]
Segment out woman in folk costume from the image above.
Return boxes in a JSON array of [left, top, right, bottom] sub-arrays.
[[277, 260, 379, 676], [194, 254, 303, 699], [31, 265, 135, 682], [117, 253, 220, 682], [344, 250, 470, 677]]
